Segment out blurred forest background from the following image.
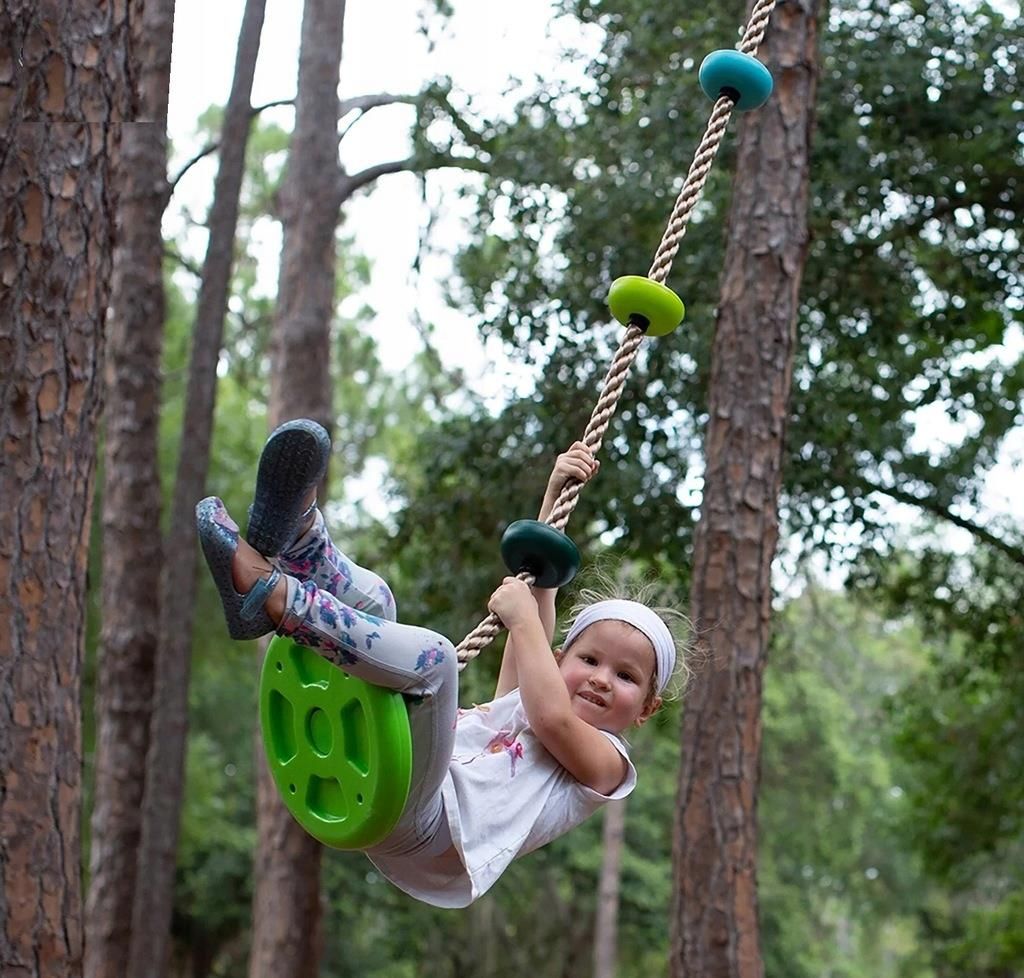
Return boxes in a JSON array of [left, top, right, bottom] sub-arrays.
[[2, 0, 1022, 976]]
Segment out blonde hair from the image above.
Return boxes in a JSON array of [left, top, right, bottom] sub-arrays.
[[561, 564, 695, 701]]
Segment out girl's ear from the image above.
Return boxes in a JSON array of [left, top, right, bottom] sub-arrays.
[[553, 647, 565, 663], [635, 694, 663, 727]]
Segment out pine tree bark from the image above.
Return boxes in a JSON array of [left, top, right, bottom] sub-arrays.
[[85, 3, 175, 976], [593, 798, 627, 978], [0, 3, 135, 976], [249, 2, 346, 975], [128, 3, 266, 976], [669, 2, 822, 977]]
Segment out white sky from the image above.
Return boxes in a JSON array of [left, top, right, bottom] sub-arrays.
[[167, 0, 1023, 547]]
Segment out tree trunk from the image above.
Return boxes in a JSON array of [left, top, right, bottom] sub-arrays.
[[0, 4, 135, 976], [85, 3, 175, 976], [249, 765, 324, 978], [470, 898, 498, 977], [265, 0, 344, 426], [249, 2, 346, 975], [669, 2, 821, 977], [593, 798, 627, 978], [128, 3, 266, 976]]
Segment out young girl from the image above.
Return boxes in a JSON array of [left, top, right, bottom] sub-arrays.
[[196, 419, 683, 908]]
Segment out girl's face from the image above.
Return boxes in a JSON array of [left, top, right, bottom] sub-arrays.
[[557, 619, 661, 733]]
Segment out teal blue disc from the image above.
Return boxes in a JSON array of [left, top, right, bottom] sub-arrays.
[[699, 50, 774, 111]]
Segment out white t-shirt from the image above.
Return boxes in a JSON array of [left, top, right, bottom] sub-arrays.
[[368, 688, 637, 908]]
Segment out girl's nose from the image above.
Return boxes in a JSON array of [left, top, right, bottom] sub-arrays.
[[590, 669, 612, 690]]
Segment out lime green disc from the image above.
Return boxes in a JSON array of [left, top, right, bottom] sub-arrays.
[[259, 636, 412, 851], [607, 276, 685, 337]]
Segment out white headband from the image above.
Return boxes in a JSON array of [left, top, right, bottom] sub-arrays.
[[562, 599, 675, 694]]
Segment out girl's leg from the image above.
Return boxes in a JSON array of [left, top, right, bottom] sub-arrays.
[[278, 578, 456, 854], [276, 509, 397, 622]]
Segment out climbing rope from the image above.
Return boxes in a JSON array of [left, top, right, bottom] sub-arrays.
[[456, 0, 779, 663]]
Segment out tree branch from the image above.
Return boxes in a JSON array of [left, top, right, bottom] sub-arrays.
[[337, 154, 490, 203], [163, 243, 203, 280], [167, 98, 296, 196], [251, 97, 295, 115], [859, 476, 1024, 567], [337, 93, 420, 142], [168, 141, 218, 196], [436, 98, 489, 153], [339, 92, 418, 116]]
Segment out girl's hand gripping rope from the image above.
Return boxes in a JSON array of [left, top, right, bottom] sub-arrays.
[[540, 442, 599, 522], [488, 577, 540, 630]]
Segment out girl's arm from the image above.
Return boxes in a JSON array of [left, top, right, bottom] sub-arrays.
[[489, 579, 626, 795], [493, 572, 556, 700], [493, 443, 598, 699]]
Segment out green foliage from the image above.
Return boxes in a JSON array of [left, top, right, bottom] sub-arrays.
[[174, 730, 255, 945], [853, 545, 1024, 976], [325, 3, 1022, 973], [86, 105, 401, 971], [787, 0, 1023, 549], [760, 587, 931, 978], [413, 3, 1023, 968], [948, 890, 1024, 975]]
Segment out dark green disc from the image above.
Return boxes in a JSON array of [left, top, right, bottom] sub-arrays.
[[500, 519, 581, 589]]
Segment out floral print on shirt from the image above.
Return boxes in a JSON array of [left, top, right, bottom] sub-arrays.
[[454, 717, 525, 777], [486, 731, 525, 777]]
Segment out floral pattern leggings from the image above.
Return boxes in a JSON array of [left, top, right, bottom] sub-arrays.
[[276, 509, 458, 858]]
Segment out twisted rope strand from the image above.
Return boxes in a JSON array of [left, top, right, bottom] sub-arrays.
[[456, 1, 779, 663], [647, 97, 735, 284], [740, 0, 778, 54], [545, 325, 646, 531], [455, 567, 537, 661]]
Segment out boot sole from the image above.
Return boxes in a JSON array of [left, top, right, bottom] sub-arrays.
[[247, 419, 331, 556]]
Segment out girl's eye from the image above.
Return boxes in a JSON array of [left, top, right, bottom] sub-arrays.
[[618, 672, 637, 683], [582, 656, 597, 665]]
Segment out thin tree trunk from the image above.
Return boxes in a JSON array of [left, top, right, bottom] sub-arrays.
[[470, 898, 498, 977], [189, 933, 217, 978], [129, 3, 267, 976], [593, 798, 627, 978], [249, 764, 325, 978], [264, 0, 343, 427], [85, 3, 175, 976], [0, 4, 135, 976], [669, 2, 821, 977], [249, 2, 346, 975]]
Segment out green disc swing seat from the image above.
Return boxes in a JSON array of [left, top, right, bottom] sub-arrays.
[[259, 636, 413, 850]]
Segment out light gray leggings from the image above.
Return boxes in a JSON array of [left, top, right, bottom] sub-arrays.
[[276, 510, 457, 857]]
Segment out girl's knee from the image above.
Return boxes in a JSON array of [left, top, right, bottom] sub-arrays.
[[412, 631, 458, 689]]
